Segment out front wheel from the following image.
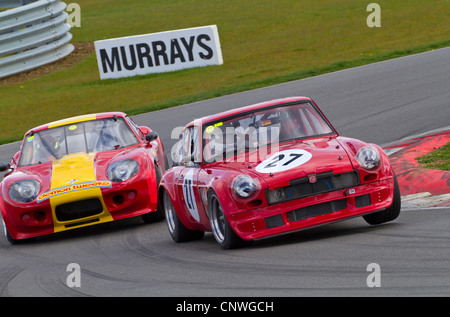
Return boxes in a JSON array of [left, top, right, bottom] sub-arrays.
[[2, 216, 19, 244], [363, 176, 401, 225], [163, 190, 204, 242], [208, 192, 248, 249]]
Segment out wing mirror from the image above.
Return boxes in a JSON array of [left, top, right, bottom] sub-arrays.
[[145, 131, 159, 143], [0, 162, 10, 172]]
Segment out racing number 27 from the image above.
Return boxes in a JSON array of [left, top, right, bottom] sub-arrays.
[[255, 149, 312, 174], [263, 153, 303, 169]]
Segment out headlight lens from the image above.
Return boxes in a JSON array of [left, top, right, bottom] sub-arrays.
[[107, 159, 139, 182], [356, 146, 380, 170], [232, 175, 259, 198], [9, 179, 40, 203]]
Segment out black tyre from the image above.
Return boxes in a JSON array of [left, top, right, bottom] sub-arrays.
[[363, 176, 401, 225], [2, 216, 19, 244], [208, 192, 248, 249], [163, 190, 204, 242]]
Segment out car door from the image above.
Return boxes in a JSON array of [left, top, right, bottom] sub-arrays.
[[175, 126, 206, 226]]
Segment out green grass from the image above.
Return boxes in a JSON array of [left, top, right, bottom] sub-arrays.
[[416, 142, 450, 171], [0, 0, 449, 143]]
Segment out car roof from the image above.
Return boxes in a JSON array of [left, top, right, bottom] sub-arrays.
[[189, 96, 313, 127], [25, 112, 128, 136]]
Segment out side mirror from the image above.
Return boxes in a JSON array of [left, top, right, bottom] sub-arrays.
[[0, 162, 10, 172], [145, 131, 158, 143]]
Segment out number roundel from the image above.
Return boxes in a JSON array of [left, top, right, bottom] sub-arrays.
[[182, 169, 200, 222], [255, 149, 312, 173]]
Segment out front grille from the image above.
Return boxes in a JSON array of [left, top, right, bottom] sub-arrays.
[[286, 199, 347, 222], [266, 171, 359, 205], [55, 198, 103, 221]]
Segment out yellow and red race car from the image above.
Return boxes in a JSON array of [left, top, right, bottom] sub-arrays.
[[0, 112, 168, 243]]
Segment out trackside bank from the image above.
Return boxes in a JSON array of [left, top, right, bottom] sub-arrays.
[[94, 25, 223, 79], [386, 129, 450, 196]]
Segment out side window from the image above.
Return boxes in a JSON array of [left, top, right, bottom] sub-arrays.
[[190, 126, 200, 163], [178, 126, 201, 164], [172, 126, 201, 165], [125, 116, 142, 139], [173, 128, 190, 165]]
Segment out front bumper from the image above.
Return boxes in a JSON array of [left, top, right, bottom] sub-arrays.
[[227, 178, 395, 241], [2, 177, 157, 240]]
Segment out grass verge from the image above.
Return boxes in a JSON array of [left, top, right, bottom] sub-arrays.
[[416, 142, 450, 171]]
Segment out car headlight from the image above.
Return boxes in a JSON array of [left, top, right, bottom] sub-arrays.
[[107, 159, 139, 182], [232, 175, 259, 198], [9, 179, 40, 203], [356, 146, 380, 170]]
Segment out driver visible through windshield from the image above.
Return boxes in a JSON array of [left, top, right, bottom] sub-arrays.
[[18, 117, 139, 166], [202, 102, 334, 163]]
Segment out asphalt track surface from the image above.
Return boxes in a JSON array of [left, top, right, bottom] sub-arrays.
[[0, 47, 449, 297]]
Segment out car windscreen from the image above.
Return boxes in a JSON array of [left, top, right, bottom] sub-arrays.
[[202, 102, 334, 163], [18, 117, 139, 166]]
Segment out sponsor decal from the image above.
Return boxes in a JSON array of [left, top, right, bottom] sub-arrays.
[[94, 25, 223, 80], [37, 180, 112, 203]]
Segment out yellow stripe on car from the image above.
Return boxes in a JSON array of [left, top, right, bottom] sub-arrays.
[[49, 153, 113, 232], [48, 114, 97, 129]]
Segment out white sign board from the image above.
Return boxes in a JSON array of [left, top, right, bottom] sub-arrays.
[[94, 25, 223, 80]]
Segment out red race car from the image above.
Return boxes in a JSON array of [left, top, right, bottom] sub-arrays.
[[159, 97, 401, 249], [0, 112, 168, 243]]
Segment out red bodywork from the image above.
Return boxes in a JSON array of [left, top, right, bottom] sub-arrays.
[[0, 112, 167, 241], [160, 97, 397, 242]]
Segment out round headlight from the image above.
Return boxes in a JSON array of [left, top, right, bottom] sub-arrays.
[[356, 146, 380, 170], [232, 175, 259, 198], [107, 159, 139, 182], [9, 179, 40, 203]]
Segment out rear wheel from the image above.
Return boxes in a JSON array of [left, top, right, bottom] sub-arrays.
[[363, 176, 401, 225], [208, 192, 248, 249], [163, 190, 204, 242]]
